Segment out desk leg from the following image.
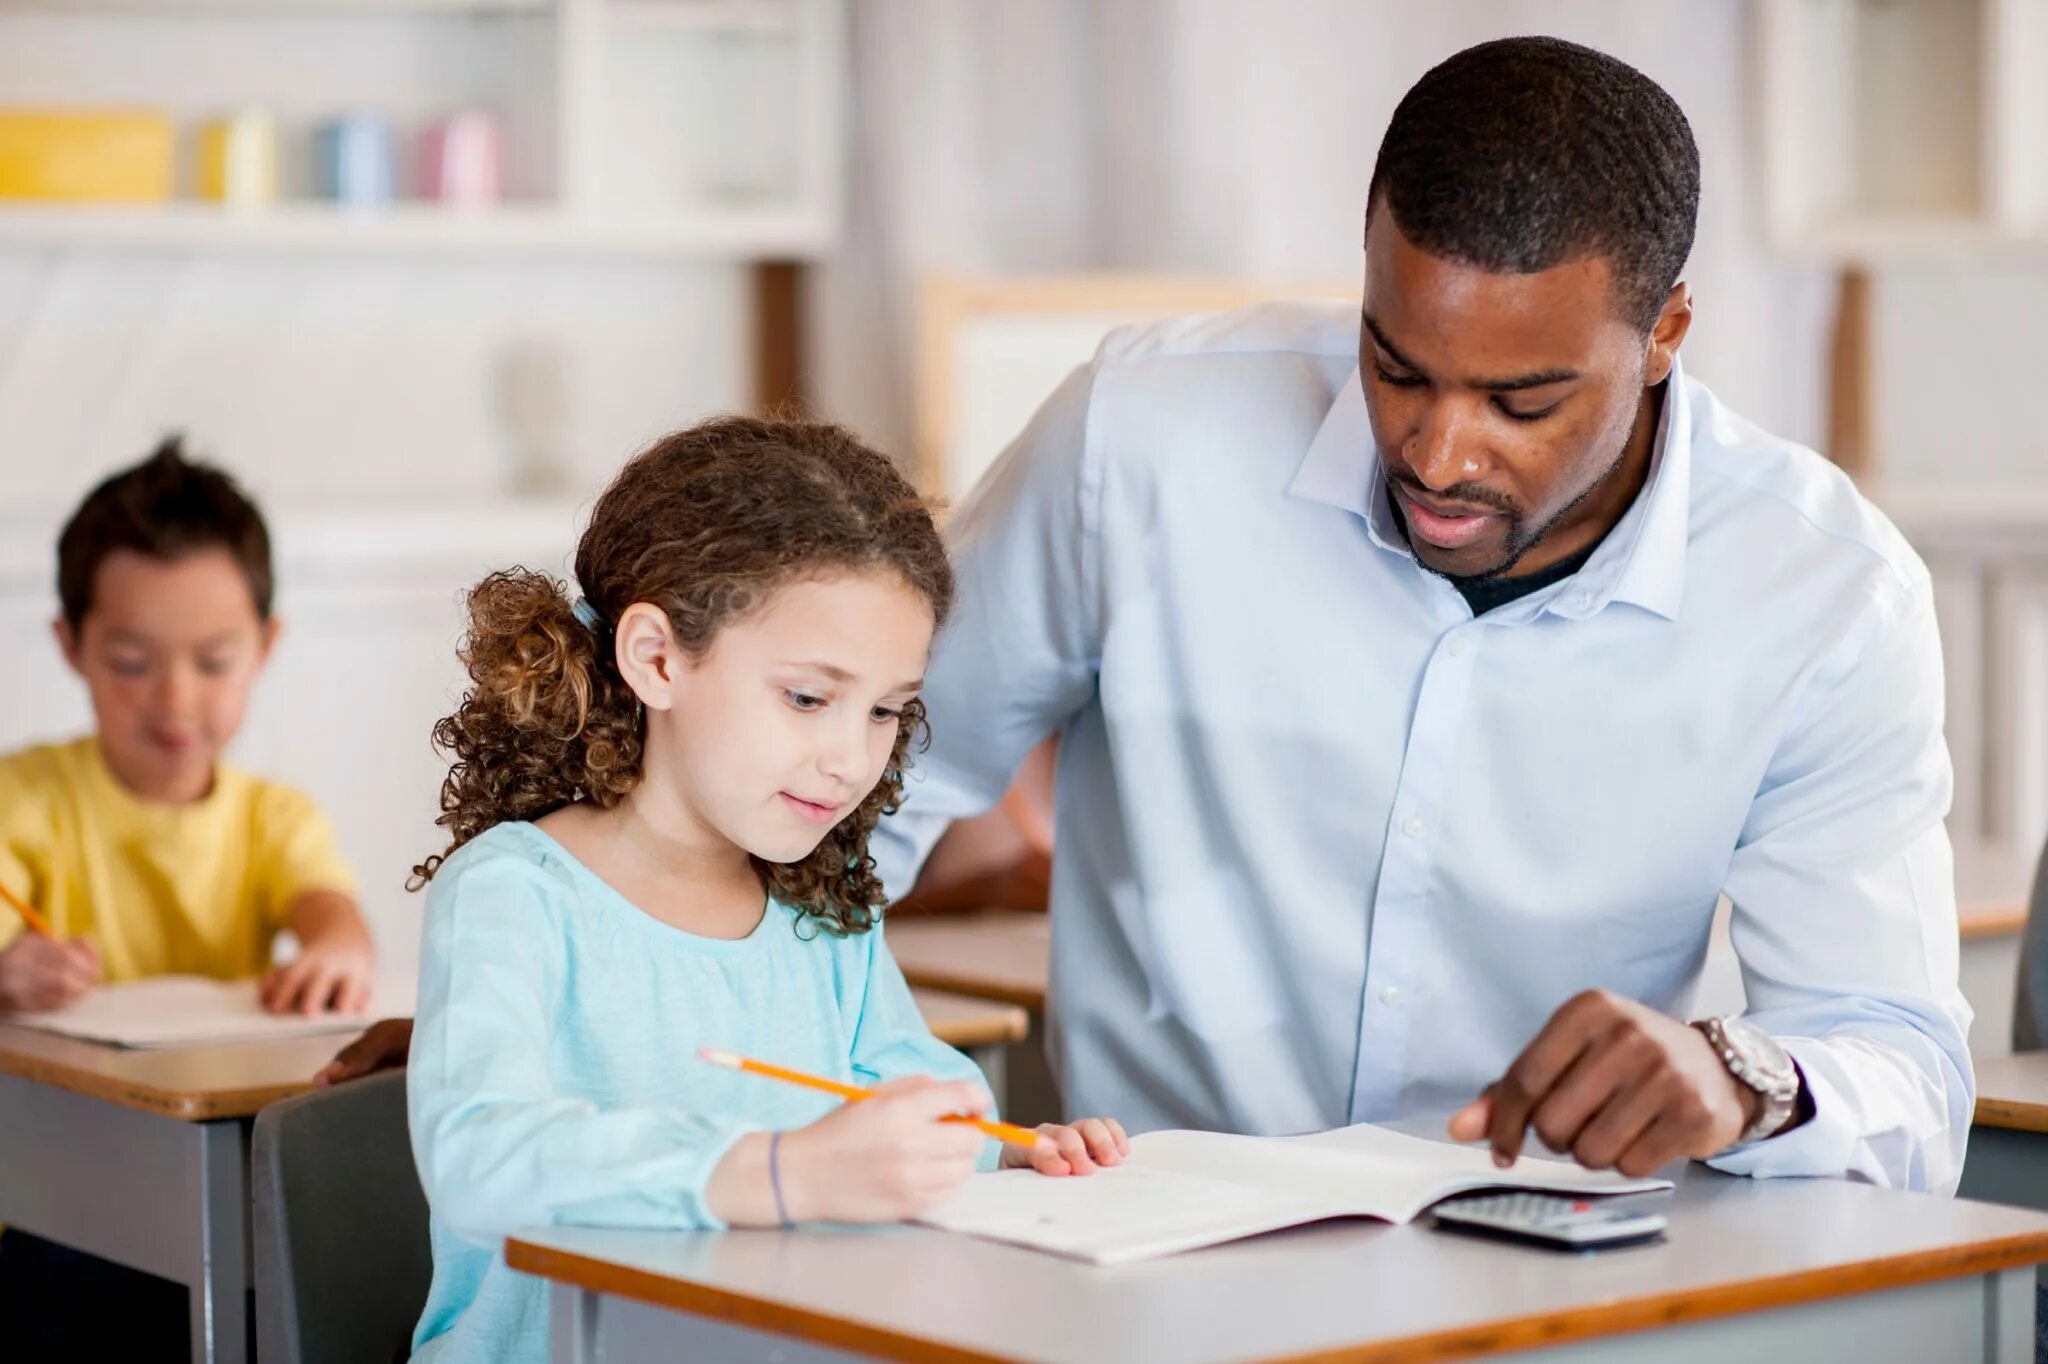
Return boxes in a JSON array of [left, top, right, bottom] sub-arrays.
[[0, 1076, 250, 1364], [549, 1283, 597, 1364], [183, 1118, 250, 1364], [1988, 1264, 2035, 1363], [963, 1043, 1008, 1117]]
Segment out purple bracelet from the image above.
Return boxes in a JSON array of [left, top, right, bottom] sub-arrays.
[[768, 1131, 792, 1227]]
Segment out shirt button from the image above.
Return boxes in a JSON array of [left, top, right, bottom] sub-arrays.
[[1380, 985, 1402, 1005], [1402, 816, 1423, 838], [1572, 593, 1592, 610]]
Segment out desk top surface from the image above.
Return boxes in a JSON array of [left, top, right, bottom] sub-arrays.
[[889, 911, 1050, 1012], [0, 1019, 354, 1120], [913, 987, 1031, 1050], [508, 1162, 2048, 1364], [0, 985, 1019, 1122], [1974, 1051, 2048, 1132]]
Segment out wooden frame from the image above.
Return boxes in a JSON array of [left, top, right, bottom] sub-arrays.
[[914, 273, 1355, 499]]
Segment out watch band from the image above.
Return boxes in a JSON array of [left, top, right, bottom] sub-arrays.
[[1693, 1016, 1800, 1146]]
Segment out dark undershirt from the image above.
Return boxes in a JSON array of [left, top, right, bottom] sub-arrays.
[[1387, 488, 1600, 616]]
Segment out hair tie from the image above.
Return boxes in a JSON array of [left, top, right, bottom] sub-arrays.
[[570, 596, 606, 634]]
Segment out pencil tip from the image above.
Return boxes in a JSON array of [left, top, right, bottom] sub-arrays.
[[699, 1047, 737, 1068]]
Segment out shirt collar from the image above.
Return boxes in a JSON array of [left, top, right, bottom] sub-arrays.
[[1286, 356, 1692, 622]]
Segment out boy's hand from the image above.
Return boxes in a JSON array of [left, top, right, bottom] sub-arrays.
[[0, 934, 102, 1013], [262, 936, 375, 1016], [314, 1016, 415, 1086], [1001, 1117, 1130, 1176]]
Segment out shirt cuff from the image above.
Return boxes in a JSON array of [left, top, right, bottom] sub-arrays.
[[1703, 1038, 1859, 1180]]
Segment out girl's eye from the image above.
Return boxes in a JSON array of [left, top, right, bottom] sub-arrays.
[[784, 690, 825, 711], [871, 706, 902, 724]]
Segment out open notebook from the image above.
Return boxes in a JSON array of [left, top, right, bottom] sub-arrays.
[[918, 1120, 1672, 1265], [10, 973, 417, 1049]]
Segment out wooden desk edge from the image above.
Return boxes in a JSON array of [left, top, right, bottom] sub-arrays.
[[504, 1227, 2048, 1364], [1960, 901, 2028, 941], [1975, 1093, 2048, 1134], [897, 966, 1046, 1014], [0, 1048, 313, 1121], [927, 1010, 1031, 1050]]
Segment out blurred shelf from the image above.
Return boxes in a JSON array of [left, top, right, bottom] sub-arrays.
[[0, 200, 833, 257]]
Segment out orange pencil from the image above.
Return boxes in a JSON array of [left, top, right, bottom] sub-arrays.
[[698, 1046, 1042, 1148], [0, 879, 56, 939]]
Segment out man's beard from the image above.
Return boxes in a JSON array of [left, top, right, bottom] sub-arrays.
[[1386, 436, 1631, 582]]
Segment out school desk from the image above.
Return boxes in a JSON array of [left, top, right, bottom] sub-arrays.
[[0, 987, 1022, 1364], [509, 1157, 2048, 1363], [0, 1021, 343, 1363], [1961, 1051, 2048, 1215]]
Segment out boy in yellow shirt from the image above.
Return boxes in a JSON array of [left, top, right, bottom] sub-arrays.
[[0, 436, 374, 1015]]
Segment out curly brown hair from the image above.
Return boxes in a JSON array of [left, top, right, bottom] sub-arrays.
[[410, 415, 953, 936]]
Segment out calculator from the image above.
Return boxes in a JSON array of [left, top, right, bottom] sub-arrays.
[[1429, 1192, 1668, 1251]]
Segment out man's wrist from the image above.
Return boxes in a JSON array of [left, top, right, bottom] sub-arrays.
[[1692, 1016, 1803, 1146]]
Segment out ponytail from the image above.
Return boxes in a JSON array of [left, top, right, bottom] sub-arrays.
[[408, 569, 643, 887]]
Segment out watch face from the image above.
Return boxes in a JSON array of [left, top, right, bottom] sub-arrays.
[[1721, 1019, 1797, 1099]]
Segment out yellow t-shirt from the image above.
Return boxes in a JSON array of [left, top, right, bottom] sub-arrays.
[[0, 737, 357, 982]]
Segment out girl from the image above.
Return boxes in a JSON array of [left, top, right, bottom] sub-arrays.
[[406, 417, 1127, 1364]]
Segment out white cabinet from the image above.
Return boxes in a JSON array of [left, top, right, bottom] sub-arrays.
[[0, 0, 845, 256], [1757, 0, 2048, 259]]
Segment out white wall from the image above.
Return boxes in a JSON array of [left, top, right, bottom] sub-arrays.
[[816, 0, 1837, 467]]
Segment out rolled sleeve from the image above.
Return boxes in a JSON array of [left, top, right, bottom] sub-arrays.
[[1708, 575, 1972, 1192]]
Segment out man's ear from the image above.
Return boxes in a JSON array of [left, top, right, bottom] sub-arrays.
[[1644, 282, 1693, 387], [613, 602, 682, 712]]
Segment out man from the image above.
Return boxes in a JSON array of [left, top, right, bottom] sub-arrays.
[[872, 36, 1971, 1190]]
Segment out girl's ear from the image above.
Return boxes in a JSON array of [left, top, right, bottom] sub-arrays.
[[613, 602, 682, 712]]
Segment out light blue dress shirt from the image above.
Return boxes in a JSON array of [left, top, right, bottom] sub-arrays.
[[408, 822, 994, 1364], [873, 301, 1971, 1193]]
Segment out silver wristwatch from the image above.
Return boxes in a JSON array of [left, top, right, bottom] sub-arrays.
[[1692, 1015, 1801, 1146]]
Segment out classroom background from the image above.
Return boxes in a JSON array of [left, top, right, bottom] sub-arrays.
[[0, 0, 2039, 1044]]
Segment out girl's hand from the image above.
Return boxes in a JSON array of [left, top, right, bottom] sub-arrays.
[[1001, 1117, 1131, 1176], [0, 933, 101, 1013], [777, 1076, 993, 1221]]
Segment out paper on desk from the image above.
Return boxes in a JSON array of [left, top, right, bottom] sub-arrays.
[[10, 973, 418, 1048]]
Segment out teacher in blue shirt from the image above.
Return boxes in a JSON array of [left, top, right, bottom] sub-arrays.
[[874, 36, 1971, 1192]]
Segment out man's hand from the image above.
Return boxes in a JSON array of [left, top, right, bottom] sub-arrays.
[[314, 1017, 415, 1086], [1447, 990, 1758, 1176]]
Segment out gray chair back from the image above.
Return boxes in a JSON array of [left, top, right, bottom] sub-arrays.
[[251, 1070, 430, 1364], [2011, 839, 2048, 1051]]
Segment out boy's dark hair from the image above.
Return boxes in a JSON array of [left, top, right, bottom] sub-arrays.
[[1367, 35, 1700, 332], [56, 435, 274, 630]]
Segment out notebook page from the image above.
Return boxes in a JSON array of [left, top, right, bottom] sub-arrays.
[[11, 974, 417, 1048], [919, 1122, 1672, 1264], [916, 1162, 1319, 1266], [1281, 1122, 1670, 1222]]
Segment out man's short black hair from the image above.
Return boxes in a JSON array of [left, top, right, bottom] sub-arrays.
[[57, 434, 274, 630], [1366, 36, 1700, 332]]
